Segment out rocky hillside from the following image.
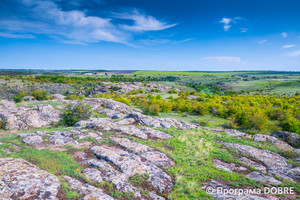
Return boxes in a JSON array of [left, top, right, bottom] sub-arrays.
[[0, 96, 299, 200]]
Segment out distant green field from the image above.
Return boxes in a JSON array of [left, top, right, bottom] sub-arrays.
[[133, 71, 227, 76]]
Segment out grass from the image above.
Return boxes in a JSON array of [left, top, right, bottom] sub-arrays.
[[13, 147, 82, 177], [131, 129, 263, 199], [160, 113, 230, 128]]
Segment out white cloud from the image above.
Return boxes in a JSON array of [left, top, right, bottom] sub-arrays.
[[0, 0, 176, 45], [219, 18, 232, 31], [117, 10, 176, 32], [203, 56, 241, 63], [282, 32, 287, 38], [284, 49, 300, 57], [0, 32, 35, 39], [219, 17, 241, 31], [258, 40, 267, 44], [282, 44, 296, 49]]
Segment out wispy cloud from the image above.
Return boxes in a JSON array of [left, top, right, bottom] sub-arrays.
[[203, 56, 241, 63], [0, 0, 177, 45], [0, 32, 35, 39], [284, 49, 300, 57], [219, 17, 241, 31], [282, 44, 296, 49], [281, 32, 287, 38], [117, 10, 177, 32], [258, 40, 267, 44], [240, 28, 248, 33], [139, 38, 192, 45]]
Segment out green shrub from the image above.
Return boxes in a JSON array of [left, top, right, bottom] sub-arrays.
[[13, 90, 27, 103], [65, 94, 85, 101], [148, 104, 161, 115], [0, 114, 7, 130], [31, 89, 48, 100], [59, 103, 92, 126]]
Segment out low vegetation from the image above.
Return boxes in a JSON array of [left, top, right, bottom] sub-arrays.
[[59, 103, 92, 126]]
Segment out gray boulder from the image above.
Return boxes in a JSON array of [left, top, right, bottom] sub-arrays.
[[271, 130, 300, 148], [0, 158, 60, 200]]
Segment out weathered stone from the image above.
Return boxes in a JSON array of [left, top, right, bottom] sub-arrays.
[[271, 130, 300, 148], [22, 96, 36, 101], [64, 176, 114, 200], [23, 135, 44, 145], [0, 158, 60, 200], [0, 101, 61, 130], [286, 166, 300, 180], [50, 94, 65, 101], [221, 142, 295, 182], [84, 159, 142, 197], [114, 125, 148, 139], [112, 137, 174, 167], [115, 118, 136, 125], [78, 132, 102, 141], [91, 146, 173, 193], [49, 130, 78, 145], [112, 137, 153, 154], [221, 142, 289, 171], [222, 129, 251, 138], [139, 126, 172, 140], [213, 159, 247, 172], [238, 157, 267, 173], [82, 168, 103, 183], [246, 172, 282, 185], [253, 134, 296, 152]]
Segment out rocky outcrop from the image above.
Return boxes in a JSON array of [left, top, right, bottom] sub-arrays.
[[64, 176, 114, 200], [221, 142, 298, 182], [246, 172, 282, 185], [0, 157, 60, 200], [0, 100, 61, 130], [91, 145, 173, 193], [253, 134, 299, 153], [271, 130, 300, 148], [84, 159, 142, 197], [86, 82, 179, 96], [112, 137, 174, 167], [22, 96, 36, 101], [213, 159, 247, 172], [238, 157, 267, 173], [126, 112, 199, 129]]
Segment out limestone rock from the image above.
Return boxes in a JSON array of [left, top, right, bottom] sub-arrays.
[[246, 171, 282, 185], [91, 146, 173, 192], [271, 130, 300, 148], [0, 157, 60, 200], [64, 176, 114, 200], [213, 159, 247, 172], [253, 134, 297, 152], [238, 157, 267, 173]]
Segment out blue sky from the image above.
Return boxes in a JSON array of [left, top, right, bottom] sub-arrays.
[[0, 0, 300, 71]]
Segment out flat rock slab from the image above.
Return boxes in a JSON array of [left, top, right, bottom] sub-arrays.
[[0, 157, 60, 200], [114, 126, 148, 139], [253, 134, 296, 152], [112, 137, 174, 167], [64, 176, 114, 200], [139, 127, 172, 140], [91, 146, 173, 193], [238, 157, 267, 173], [213, 159, 247, 172], [246, 171, 282, 185], [221, 142, 295, 182]]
